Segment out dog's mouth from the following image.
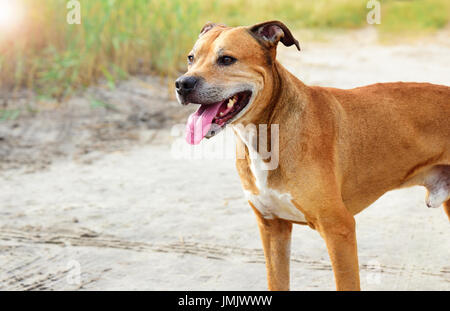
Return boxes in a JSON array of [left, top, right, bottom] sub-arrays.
[[185, 90, 252, 145]]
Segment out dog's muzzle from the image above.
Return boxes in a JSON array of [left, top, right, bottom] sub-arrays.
[[175, 76, 198, 96]]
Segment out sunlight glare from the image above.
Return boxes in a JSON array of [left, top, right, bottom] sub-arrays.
[[0, 0, 23, 31]]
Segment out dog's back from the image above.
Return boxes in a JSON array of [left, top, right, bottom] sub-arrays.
[[316, 82, 450, 213]]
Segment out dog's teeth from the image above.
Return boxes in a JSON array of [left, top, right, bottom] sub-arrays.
[[227, 97, 237, 108], [219, 112, 224, 116]]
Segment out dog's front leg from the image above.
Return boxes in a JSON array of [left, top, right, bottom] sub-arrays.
[[316, 205, 360, 291], [251, 205, 292, 291]]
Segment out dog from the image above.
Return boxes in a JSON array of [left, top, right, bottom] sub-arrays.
[[175, 20, 450, 291]]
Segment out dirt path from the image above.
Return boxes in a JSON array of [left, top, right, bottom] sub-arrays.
[[0, 29, 449, 290]]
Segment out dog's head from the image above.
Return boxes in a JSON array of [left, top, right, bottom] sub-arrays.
[[176, 21, 300, 145]]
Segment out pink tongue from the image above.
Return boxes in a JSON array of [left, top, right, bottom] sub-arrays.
[[185, 101, 223, 145]]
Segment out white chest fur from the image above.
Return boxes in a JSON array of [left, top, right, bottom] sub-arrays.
[[234, 126, 306, 223]]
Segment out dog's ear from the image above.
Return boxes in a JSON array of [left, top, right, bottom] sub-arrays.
[[199, 22, 227, 37], [249, 20, 300, 51]]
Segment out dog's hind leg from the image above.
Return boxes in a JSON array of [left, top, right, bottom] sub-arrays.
[[443, 200, 450, 222], [250, 203, 292, 291]]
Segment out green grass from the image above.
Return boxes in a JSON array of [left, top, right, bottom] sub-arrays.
[[0, 0, 448, 99], [380, 0, 450, 38]]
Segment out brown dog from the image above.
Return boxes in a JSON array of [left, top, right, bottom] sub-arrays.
[[175, 20, 450, 291]]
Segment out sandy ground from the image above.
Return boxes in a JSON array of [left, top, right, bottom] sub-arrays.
[[0, 28, 449, 290]]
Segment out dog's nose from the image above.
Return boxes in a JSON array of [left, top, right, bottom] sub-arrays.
[[175, 76, 198, 95]]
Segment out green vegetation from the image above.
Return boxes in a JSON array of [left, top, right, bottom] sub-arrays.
[[0, 0, 448, 98], [380, 0, 449, 35]]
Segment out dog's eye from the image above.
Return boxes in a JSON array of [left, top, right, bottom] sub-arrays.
[[187, 55, 194, 64], [218, 55, 236, 66]]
